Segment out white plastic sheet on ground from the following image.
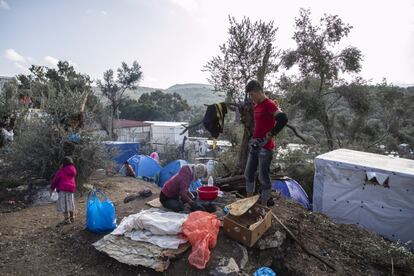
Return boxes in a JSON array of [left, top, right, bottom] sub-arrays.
[[93, 208, 190, 271], [111, 208, 188, 249], [113, 208, 188, 235]]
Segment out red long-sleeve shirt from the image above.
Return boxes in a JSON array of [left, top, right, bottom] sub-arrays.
[[161, 165, 193, 204]]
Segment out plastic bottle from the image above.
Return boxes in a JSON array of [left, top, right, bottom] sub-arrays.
[[207, 176, 214, 186]]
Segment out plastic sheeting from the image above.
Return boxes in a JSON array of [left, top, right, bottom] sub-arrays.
[[93, 234, 190, 272], [111, 208, 188, 249], [158, 159, 188, 187], [182, 211, 220, 269], [113, 208, 188, 235], [313, 149, 414, 249]]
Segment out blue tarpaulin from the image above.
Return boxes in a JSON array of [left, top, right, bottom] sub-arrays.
[[157, 160, 201, 190], [103, 141, 140, 165], [157, 159, 188, 187], [273, 177, 312, 209], [120, 154, 161, 181]]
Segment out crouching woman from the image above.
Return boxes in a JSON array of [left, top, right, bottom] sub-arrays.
[[50, 156, 77, 225], [160, 164, 207, 212]]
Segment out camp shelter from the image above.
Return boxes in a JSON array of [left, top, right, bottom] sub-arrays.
[[120, 154, 161, 181], [313, 148, 414, 248], [157, 160, 188, 187], [273, 177, 311, 209], [102, 141, 140, 166]]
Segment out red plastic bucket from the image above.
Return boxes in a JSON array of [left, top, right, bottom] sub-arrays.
[[197, 186, 219, 201]]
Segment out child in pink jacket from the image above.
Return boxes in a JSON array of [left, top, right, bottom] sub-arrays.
[[50, 156, 77, 225]]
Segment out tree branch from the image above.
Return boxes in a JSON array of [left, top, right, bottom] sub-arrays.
[[179, 121, 203, 135], [286, 124, 306, 142], [326, 95, 342, 111]]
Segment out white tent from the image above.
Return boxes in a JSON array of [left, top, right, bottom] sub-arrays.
[[313, 149, 414, 248]]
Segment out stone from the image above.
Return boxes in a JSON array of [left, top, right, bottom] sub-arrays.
[[210, 257, 240, 276], [256, 230, 286, 250]]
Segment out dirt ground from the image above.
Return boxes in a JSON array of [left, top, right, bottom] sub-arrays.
[[0, 175, 413, 276]]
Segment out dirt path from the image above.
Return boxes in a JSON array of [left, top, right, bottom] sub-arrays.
[[0, 177, 163, 276]]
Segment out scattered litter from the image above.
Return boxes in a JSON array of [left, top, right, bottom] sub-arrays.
[[254, 266, 276, 276], [182, 211, 220, 269], [146, 197, 162, 208], [226, 195, 260, 216], [123, 189, 153, 203]]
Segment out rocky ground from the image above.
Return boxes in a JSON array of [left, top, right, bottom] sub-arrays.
[[0, 175, 413, 276]]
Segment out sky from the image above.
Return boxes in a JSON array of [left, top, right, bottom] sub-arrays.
[[1, 0, 413, 89]]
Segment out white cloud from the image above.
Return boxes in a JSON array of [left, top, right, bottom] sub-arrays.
[[170, 0, 199, 13], [4, 48, 26, 63], [14, 62, 29, 72], [0, 0, 9, 10], [68, 60, 78, 69], [100, 10, 107, 17], [44, 55, 59, 68]]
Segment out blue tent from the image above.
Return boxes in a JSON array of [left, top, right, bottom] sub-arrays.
[[120, 154, 161, 181], [103, 141, 140, 166], [273, 177, 312, 209], [157, 159, 188, 187]]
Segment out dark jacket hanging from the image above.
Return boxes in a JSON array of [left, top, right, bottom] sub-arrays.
[[202, 102, 227, 139]]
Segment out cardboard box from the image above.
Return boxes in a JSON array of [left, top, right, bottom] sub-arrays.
[[223, 203, 272, 247]]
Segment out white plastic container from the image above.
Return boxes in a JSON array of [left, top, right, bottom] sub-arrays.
[[207, 176, 214, 186]]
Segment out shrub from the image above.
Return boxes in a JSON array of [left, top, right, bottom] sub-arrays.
[[276, 149, 317, 200], [4, 118, 109, 189]]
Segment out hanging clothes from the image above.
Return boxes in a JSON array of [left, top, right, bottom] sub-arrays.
[[202, 102, 227, 139]]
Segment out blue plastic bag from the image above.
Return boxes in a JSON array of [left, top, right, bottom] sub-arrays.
[[254, 267, 276, 276], [189, 179, 202, 193], [86, 189, 117, 233]]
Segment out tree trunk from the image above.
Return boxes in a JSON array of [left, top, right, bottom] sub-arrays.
[[319, 112, 334, 150], [236, 103, 254, 174], [110, 108, 116, 140], [235, 49, 270, 174]]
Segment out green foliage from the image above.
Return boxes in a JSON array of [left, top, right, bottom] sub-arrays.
[[119, 90, 190, 121], [214, 148, 239, 176], [5, 119, 108, 185], [97, 61, 143, 138], [277, 149, 317, 199], [204, 16, 281, 102], [284, 9, 362, 79], [282, 9, 365, 150], [138, 90, 190, 120], [0, 79, 22, 123], [204, 16, 281, 172], [1, 61, 110, 186]]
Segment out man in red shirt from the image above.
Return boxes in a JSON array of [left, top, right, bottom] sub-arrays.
[[244, 80, 288, 206]]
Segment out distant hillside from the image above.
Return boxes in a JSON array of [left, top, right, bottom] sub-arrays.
[[94, 83, 225, 107], [165, 83, 225, 106]]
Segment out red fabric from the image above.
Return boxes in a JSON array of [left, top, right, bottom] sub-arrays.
[[50, 164, 77, 193], [253, 98, 278, 150], [181, 211, 221, 269], [161, 165, 193, 204]]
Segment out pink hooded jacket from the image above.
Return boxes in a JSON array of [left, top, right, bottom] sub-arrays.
[[50, 164, 77, 193]]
